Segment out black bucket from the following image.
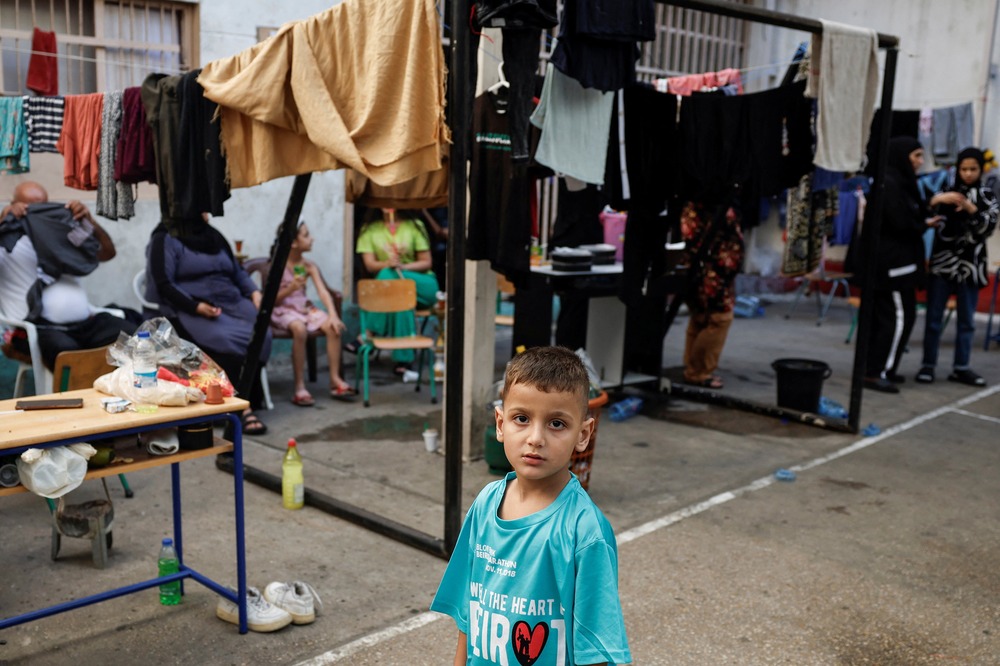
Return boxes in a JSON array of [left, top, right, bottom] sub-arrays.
[[771, 358, 831, 413]]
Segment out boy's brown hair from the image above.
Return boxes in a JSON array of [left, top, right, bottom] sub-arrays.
[[501, 346, 589, 415]]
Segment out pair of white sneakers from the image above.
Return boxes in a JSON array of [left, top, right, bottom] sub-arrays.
[[216, 581, 322, 633]]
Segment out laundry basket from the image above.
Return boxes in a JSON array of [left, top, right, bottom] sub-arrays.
[[570, 390, 609, 491]]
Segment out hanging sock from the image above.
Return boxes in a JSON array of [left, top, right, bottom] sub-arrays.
[[26, 27, 58, 96]]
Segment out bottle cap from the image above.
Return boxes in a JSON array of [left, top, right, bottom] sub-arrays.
[[162, 537, 172, 545], [138, 331, 151, 339], [287, 438, 297, 447]]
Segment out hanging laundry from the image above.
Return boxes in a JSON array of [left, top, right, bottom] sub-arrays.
[[619, 84, 680, 208], [345, 147, 449, 209], [115, 86, 156, 184], [550, 0, 655, 92], [96, 90, 134, 220], [142, 70, 229, 225], [474, 0, 557, 29], [197, 0, 446, 189], [0, 97, 30, 175], [931, 102, 974, 165], [782, 172, 840, 276], [832, 176, 870, 246], [805, 19, 879, 173], [25, 27, 58, 96], [23, 95, 64, 153], [659, 68, 743, 96], [501, 28, 544, 164], [467, 93, 538, 281], [56, 93, 104, 189], [530, 63, 614, 185]]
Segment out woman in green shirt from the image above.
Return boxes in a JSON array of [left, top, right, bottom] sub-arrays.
[[355, 208, 440, 370]]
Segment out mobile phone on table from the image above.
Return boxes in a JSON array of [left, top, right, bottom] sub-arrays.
[[15, 398, 84, 410]]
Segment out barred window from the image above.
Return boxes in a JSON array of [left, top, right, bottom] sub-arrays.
[[0, 0, 197, 96]]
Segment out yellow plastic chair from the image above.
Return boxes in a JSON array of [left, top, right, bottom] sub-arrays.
[[355, 279, 437, 407]]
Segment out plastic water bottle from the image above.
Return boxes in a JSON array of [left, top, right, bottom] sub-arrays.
[[282, 438, 304, 510], [158, 537, 181, 605], [132, 331, 158, 413], [609, 396, 643, 422]]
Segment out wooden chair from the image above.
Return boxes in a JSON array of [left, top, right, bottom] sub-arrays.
[[51, 345, 134, 499], [495, 273, 515, 327], [355, 279, 437, 407]]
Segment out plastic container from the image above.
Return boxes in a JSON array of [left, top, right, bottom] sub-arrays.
[[570, 391, 610, 491], [608, 396, 643, 422], [282, 438, 304, 510], [599, 209, 627, 262], [772, 358, 831, 413], [158, 537, 181, 605], [132, 331, 158, 413]]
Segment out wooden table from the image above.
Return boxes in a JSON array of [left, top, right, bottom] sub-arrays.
[[0, 389, 252, 634]]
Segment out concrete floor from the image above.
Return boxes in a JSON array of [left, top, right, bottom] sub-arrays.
[[2, 296, 999, 665]]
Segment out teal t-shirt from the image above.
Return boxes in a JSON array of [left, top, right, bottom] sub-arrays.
[[431, 473, 631, 665]]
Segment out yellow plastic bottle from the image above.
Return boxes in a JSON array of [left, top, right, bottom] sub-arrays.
[[282, 438, 304, 510]]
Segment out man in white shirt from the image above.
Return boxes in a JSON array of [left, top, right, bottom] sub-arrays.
[[0, 181, 136, 369]]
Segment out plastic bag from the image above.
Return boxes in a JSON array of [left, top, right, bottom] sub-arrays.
[[17, 443, 96, 498], [102, 317, 235, 405]]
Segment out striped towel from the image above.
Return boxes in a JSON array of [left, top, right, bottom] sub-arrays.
[[24, 95, 65, 153]]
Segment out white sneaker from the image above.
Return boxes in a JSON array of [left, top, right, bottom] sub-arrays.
[[216, 586, 293, 632], [262, 581, 322, 625]]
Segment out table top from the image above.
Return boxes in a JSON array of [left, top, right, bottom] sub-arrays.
[[0, 389, 249, 451]]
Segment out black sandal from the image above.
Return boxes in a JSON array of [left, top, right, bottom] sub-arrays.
[[343, 339, 362, 354], [241, 412, 268, 435]]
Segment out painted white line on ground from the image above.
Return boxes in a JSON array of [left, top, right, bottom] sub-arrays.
[[301, 383, 1000, 663], [618, 383, 1000, 545], [294, 611, 443, 665], [948, 407, 1000, 426]]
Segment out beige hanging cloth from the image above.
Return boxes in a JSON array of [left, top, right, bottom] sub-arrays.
[[197, 0, 448, 189]]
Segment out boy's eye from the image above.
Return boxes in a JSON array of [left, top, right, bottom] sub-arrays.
[[549, 419, 566, 429], [512, 414, 529, 424]]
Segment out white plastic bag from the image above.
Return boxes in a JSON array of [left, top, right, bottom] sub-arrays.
[[17, 443, 96, 498], [94, 366, 204, 406]]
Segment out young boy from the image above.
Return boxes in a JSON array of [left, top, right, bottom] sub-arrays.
[[431, 346, 631, 665]]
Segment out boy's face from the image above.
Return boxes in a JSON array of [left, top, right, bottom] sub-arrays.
[[958, 158, 982, 186], [495, 382, 594, 488]]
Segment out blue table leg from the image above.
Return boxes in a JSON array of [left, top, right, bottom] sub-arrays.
[[171, 461, 184, 597], [230, 412, 248, 635]]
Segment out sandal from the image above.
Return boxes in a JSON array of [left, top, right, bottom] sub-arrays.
[[291, 392, 315, 407], [330, 385, 357, 401], [948, 369, 986, 386], [241, 412, 268, 435], [915, 366, 934, 384], [343, 339, 361, 355], [393, 363, 412, 377], [687, 375, 723, 389]]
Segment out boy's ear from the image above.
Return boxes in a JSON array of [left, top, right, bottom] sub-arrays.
[[494, 404, 504, 442], [575, 416, 595, 453]]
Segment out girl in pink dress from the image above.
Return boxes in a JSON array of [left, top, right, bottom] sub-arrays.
[[272, 222, 355, 405]]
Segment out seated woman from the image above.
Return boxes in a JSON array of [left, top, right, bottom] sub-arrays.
[[354, 208, 439, 374], [145, 215, 271, 435]]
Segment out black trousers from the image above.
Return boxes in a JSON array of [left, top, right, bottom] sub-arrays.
[[865, 288, 916, 378], [26, 313, 138, 370]]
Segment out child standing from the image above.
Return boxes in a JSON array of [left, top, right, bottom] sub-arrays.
[[917, 147, 999, 386], [271, 222, 355, 405], [431, 346, 631, 666]]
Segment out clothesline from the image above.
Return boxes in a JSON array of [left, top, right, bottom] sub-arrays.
[[1, 45, 189, 75]]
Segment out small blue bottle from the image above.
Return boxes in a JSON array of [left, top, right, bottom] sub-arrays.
[[609, 397, 643, 422]]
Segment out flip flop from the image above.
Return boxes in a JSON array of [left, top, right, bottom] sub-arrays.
[[241, 412, 268, 435], [291, 393, 315, 407], [330, 385, 357, 401], [687, 375, 723, 389]]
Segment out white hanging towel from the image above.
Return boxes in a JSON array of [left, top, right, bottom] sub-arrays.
[[805, 19, 879, 172]]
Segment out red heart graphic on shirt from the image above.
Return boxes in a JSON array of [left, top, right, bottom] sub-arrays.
[[511, 621, 549, 666]]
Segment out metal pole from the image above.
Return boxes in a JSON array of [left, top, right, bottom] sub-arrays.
[[443, 0, 471, 555], [848, 47, 899, 433]]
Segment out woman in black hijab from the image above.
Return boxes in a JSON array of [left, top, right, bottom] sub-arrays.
[[863, 136, 933, 393]]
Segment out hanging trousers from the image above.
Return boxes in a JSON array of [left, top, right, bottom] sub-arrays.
[[683, 310, 734, 384]]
